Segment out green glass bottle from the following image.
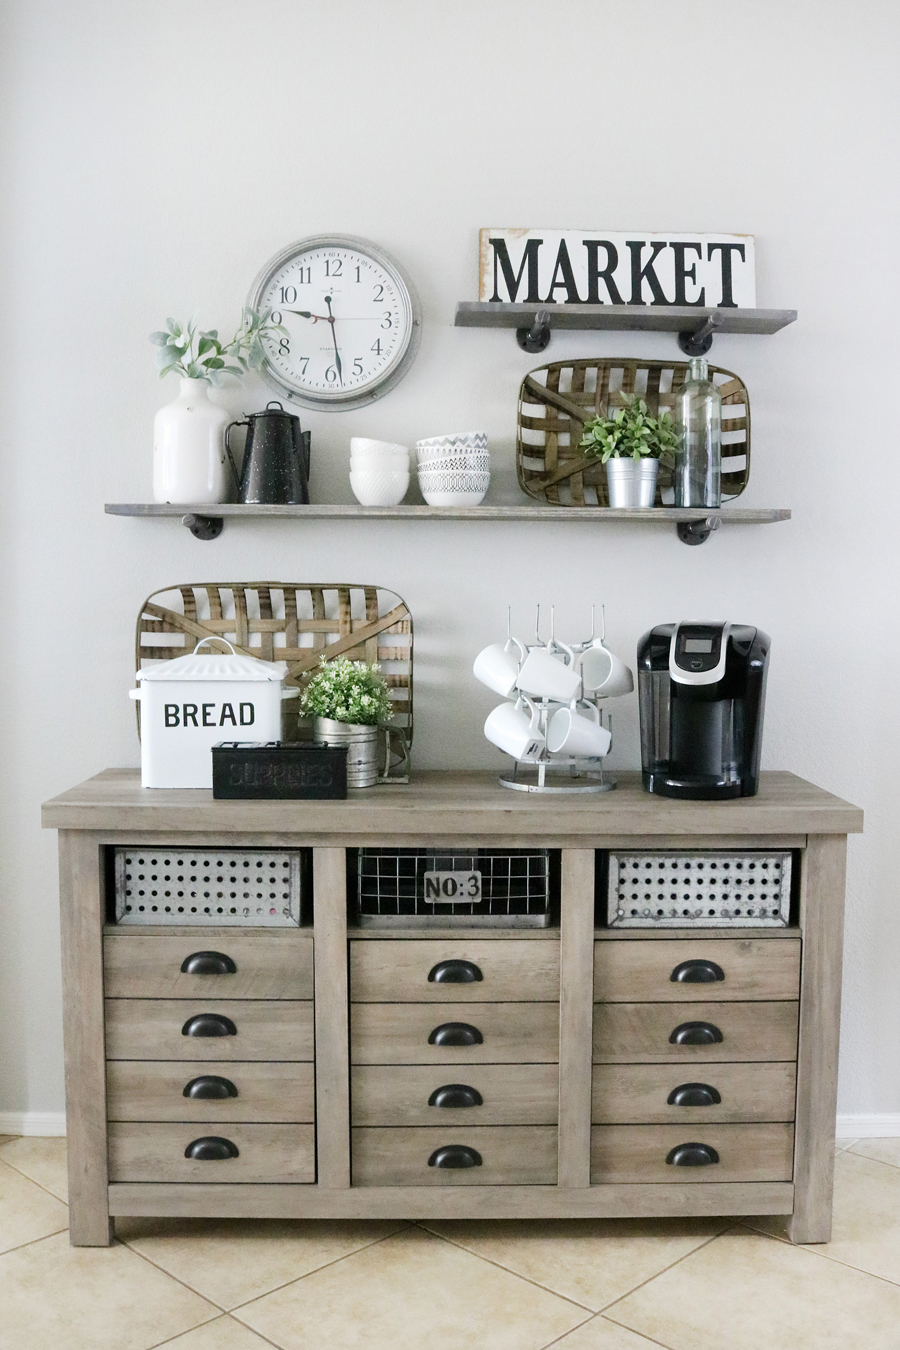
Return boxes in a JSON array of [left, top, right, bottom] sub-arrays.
[[674, 357, 722, 507]]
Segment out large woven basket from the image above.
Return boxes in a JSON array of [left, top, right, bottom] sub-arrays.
[[135, 584, 413, 756], [516, 358, 750, 507]]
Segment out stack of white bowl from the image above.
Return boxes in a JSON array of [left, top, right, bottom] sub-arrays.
[[349, 438, 410, 506], [415, 432, 490, 506]]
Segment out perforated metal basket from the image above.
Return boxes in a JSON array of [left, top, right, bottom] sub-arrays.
[[113, 847, 309, 926], [352, 848, 555, 927], [604, 850, 792, 928]]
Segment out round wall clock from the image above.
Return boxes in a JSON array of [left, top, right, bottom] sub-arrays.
[[247, 235, 422, 411]]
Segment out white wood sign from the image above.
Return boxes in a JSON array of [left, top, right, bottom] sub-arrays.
[[479, 229, 756, 309]]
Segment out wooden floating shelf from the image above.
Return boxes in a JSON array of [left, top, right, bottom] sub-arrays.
[[455, 302, 797, 356], [105, 502, 791, 546]]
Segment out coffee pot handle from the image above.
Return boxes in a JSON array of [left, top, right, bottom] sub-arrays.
[[224, 420, 247, 493]]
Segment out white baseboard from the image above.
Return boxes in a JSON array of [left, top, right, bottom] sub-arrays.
[[837, 1114, 900, 1138], [0, 1112, 66, 1137]]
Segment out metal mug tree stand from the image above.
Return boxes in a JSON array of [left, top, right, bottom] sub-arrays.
[[495, 606, 624, 796]]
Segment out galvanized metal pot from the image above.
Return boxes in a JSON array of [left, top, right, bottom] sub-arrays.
[[313, 718, 381, 788], [605, 457, 659, 508]]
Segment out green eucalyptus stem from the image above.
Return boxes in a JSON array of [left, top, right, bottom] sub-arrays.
[[149, 307, 288, 388]]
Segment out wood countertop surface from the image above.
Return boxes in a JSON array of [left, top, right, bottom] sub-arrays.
[[41, 769, 863, 838]]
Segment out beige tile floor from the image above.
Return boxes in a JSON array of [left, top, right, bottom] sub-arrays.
[[2, 1135, 900, 1349]]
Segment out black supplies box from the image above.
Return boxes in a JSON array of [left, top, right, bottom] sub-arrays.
[[212, 742, 348, 799]]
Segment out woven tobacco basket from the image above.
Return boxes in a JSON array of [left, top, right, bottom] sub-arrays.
[[516, 358, 750, 507], [135, 583, 413, 756]]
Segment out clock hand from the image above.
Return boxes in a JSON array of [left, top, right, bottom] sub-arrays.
[[324, 295, 343, 384], [283, 309, 330, 323]]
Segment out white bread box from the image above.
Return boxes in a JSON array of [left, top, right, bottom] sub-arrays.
[[130, 638, 299, 788]]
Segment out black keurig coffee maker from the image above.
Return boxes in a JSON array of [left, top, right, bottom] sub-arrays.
[[637, 622, 770, 799]]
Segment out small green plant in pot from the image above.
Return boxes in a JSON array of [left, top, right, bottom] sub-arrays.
[[579, 394, 679, 508], [300, 658, 394, 789]]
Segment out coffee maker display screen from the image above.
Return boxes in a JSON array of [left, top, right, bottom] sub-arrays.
[[684, 638, 714, 654], [673, 625, 724, 673]]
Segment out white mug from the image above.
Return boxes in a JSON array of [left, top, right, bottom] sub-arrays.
[[484, 696, 545, 762], [547, 700, 612, 758], [578, 642, 634, 697], [516, 644, 581, 702], [473, 637, 526, 698]]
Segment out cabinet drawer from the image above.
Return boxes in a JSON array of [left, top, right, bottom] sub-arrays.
[[351, 1002, 559, 1065], [592, 1062, 796, 1124], [352, 1126, 557, 1186], [350, 940, 559, 1003], [105, 1000, 314, 1061], [108, 1122, 315, 1183], [591, 1123, 794, 1183], [592, 1001, 798, 1064], [104, 933, 313, 1000], [107, 1061, 315, 1123], [352, 1064, 559, 1127], [594, 938, 800, 1003]]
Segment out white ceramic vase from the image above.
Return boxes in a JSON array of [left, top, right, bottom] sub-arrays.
[[152, 378, 232, 504]]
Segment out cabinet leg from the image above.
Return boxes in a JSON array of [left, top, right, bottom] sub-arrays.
[[69, 1210, 114, 1247]]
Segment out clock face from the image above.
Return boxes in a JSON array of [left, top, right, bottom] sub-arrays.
[[248, 235, 421, 411]]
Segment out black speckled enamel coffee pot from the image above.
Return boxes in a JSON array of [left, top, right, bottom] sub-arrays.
[[226, 402, 311, 504]]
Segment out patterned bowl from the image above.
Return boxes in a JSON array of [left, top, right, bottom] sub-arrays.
[[415, 431, 489, 460], [349, 468, 410, 506], [415, 453, 491, 473], [417, 467, 490, 507]]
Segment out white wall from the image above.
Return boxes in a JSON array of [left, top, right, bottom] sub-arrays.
[[1, 0, 897, 1126]]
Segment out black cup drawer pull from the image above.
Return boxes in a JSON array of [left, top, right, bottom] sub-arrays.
[[183, 1075, 239, 1099], [428, 1145, 483, 1169], [184, 1136, 240, 1161], [667, 1082, 722, 1107], [666, 1142, 720, 1167], [428, 960, 483, 984], [180, 951, 237, 976], [428, 1022, 484, 1046], [670, 959, 725, 984], [181, 1013, 237, 1038], [428, 1084, 484, 1109], [669, 1021, 724, 1046]]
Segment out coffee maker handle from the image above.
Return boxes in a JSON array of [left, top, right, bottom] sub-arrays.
[[224, 420, 247, 493]]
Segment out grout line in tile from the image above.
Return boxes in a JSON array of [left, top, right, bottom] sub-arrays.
[[412, 1220, 597, 1313], [222, 1221, 416, 1312], [597, 1222, 744, 1316], [0, 1224, 71, 1259], [0, 1154, 69, 1207], [721, 1221, 900, 1292], [147, 1313, 283, 1350], [114, 1238, 229, 1314], [532, 1310, 606, 1350], [844, 1144, 900, 1170], [601, 1309, 683, 1350]]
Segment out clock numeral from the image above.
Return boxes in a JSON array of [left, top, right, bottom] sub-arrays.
[[325, 365, 339, 383], [371, 339, 383, 356], [373, 284, 384, 302], [355, 265, 362, 282], [353, 358, 364, 376], [298, 356, 309, 374], [279, 285, 297, 304], [270, 310, 282, 324], [381, 312, 393, 329], [324, 258, 343, 277], [279, 337, 290, 356], [297, 267, 311, 284]]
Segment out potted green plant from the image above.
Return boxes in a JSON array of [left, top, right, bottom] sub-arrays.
[[149, 308, 286, 506], [579, 394, 679, 508], [300, 657, 394, 789]]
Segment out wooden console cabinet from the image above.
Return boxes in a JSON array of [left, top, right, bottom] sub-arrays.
[[41, 769, 862, 1247]]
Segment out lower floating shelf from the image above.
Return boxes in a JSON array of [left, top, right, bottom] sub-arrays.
[[105, 502, 791, 545]]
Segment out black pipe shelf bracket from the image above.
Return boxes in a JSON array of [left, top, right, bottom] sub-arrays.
[[457, 301, 797, 354], [182, 513, 224, 541]]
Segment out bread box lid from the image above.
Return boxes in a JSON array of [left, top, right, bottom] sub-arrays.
[[137, 639, 288, 684]]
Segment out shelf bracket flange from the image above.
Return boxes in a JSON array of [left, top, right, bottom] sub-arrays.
[[677, 516, 721, 546], [182, 513, 224, 541], [516, 309, 552, 353], [677, 312, 724, 357]]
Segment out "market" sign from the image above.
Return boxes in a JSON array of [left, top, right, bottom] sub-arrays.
[[479, 229, 756, 309]]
